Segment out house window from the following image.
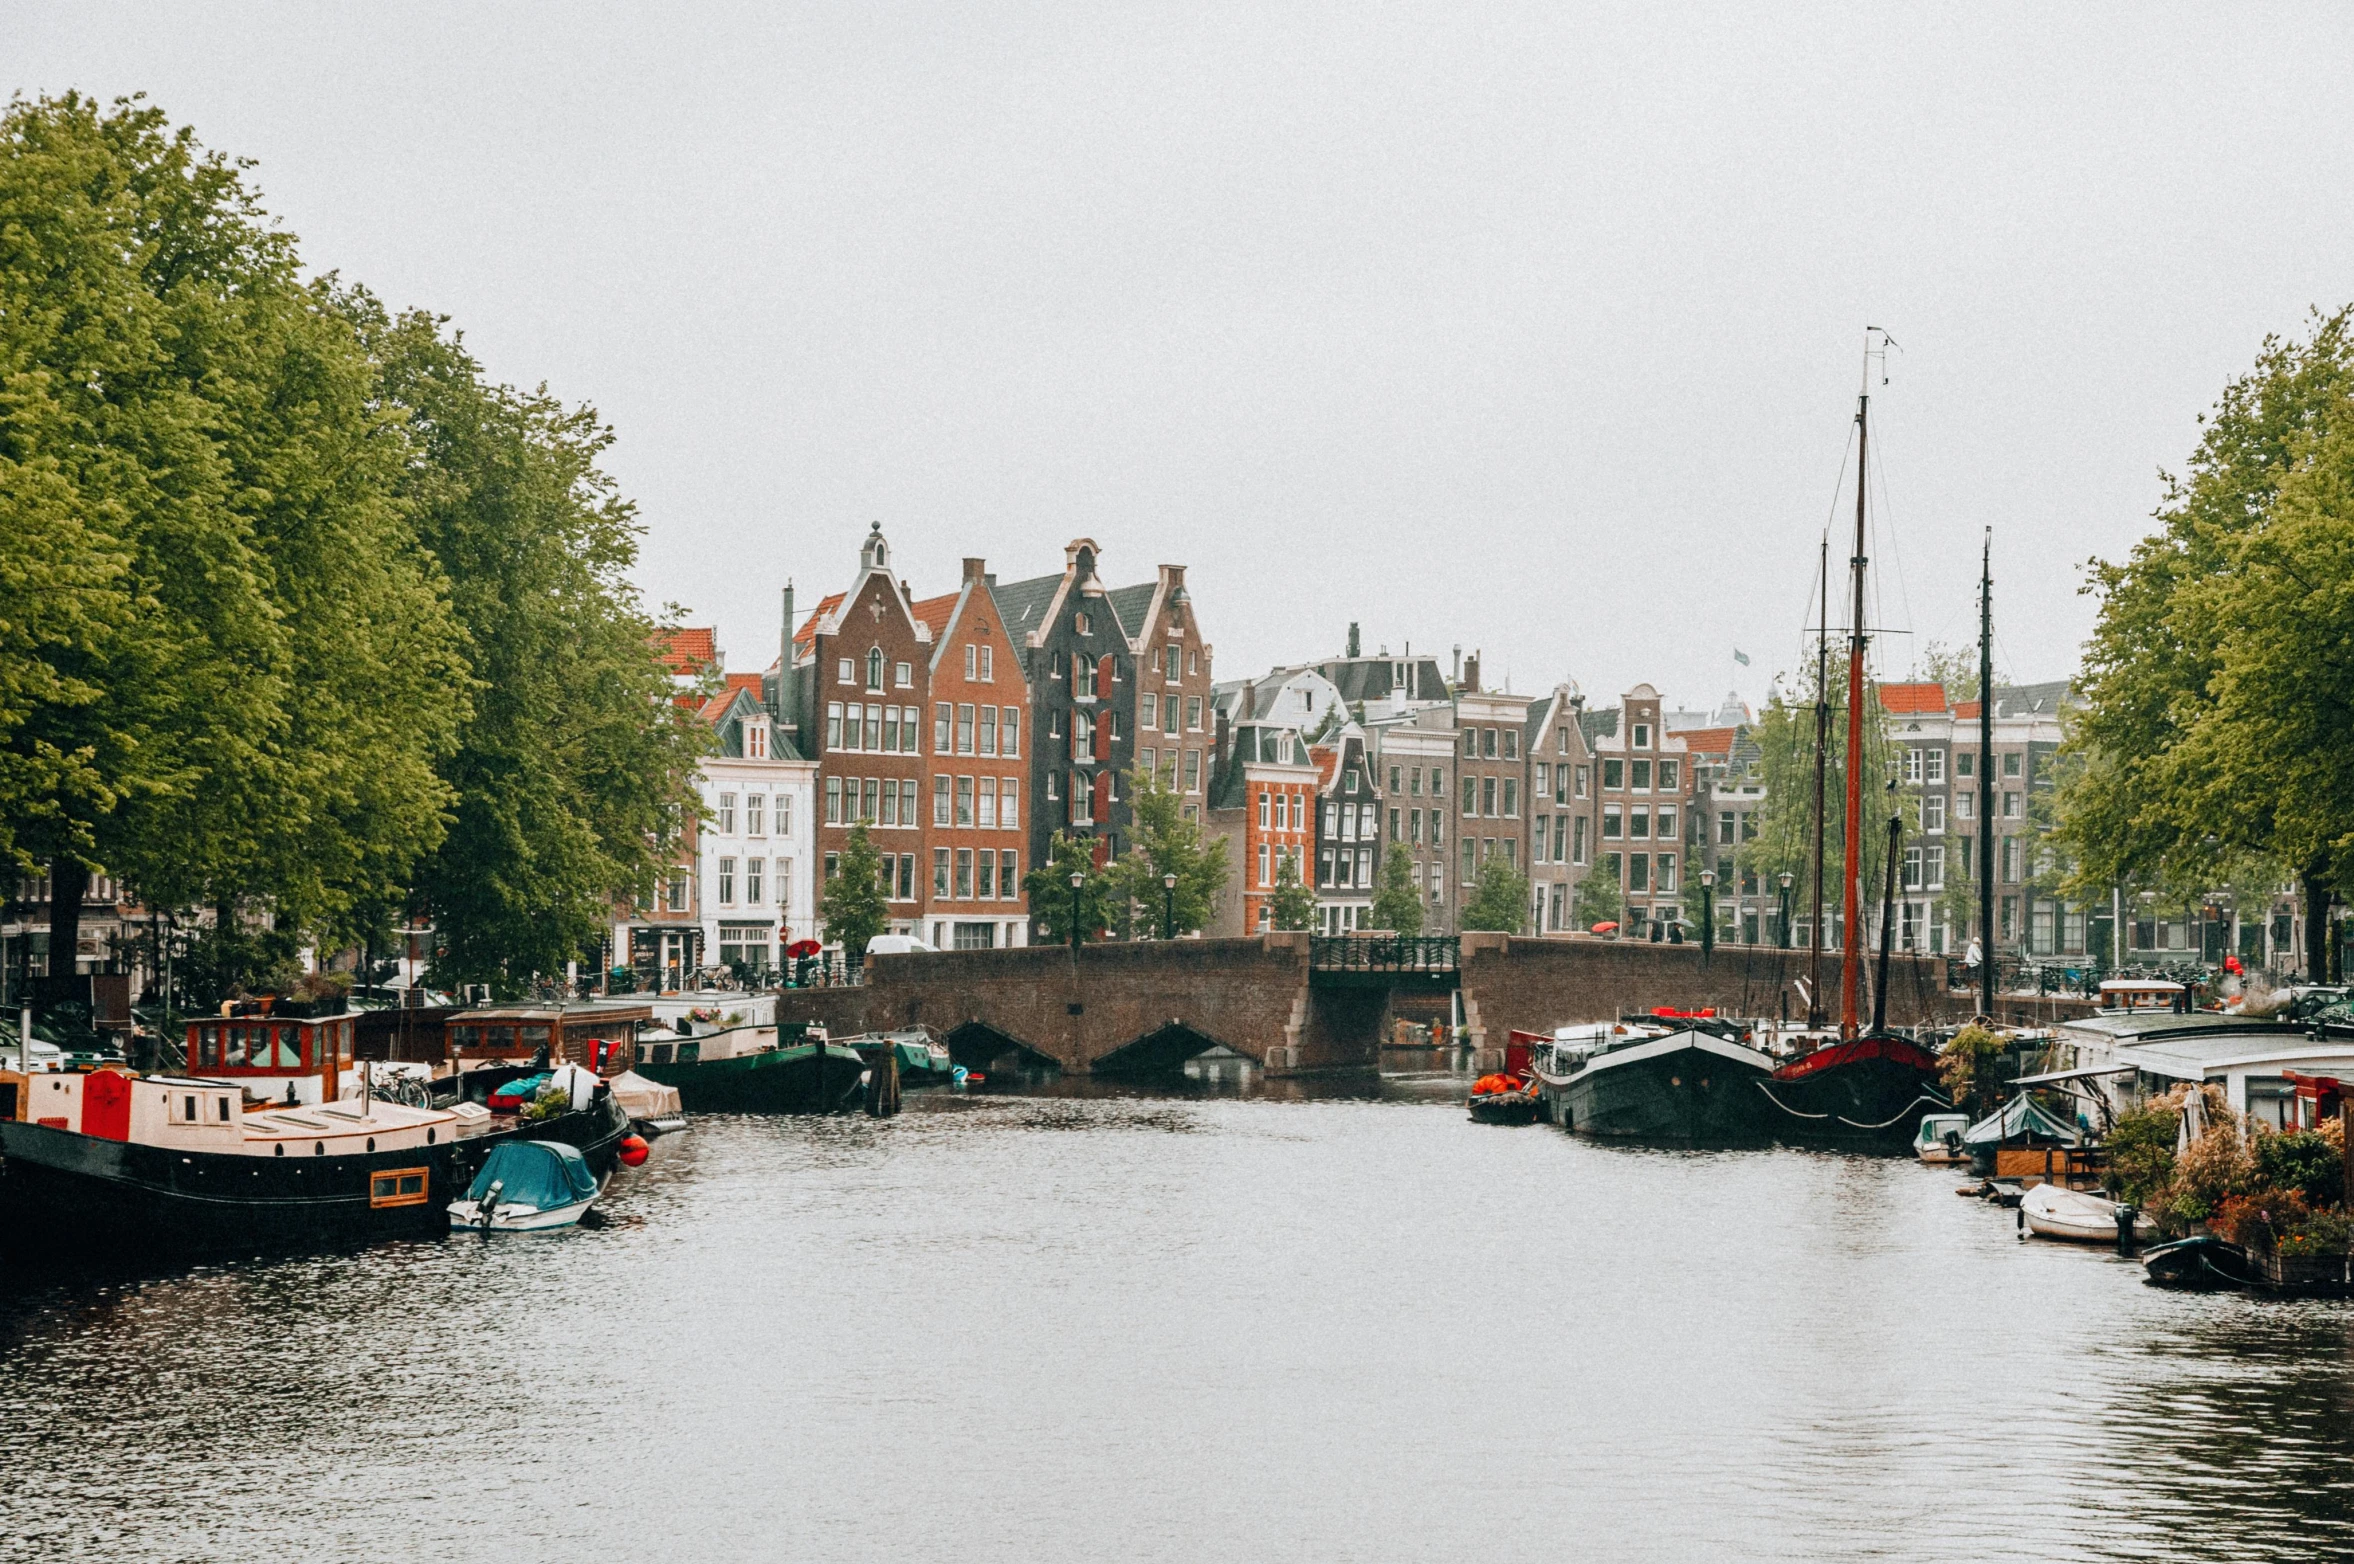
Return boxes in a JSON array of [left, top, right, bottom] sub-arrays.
[[933, 776, 951, 826], [1501, 779, 1518, 817], [1655, 806, 1676, 842], [879, 781, 898, 826], [1603, 851, 1621, 886], [900, 779, 918, 826], [1462, 730, 1478, 759], [1183, 749, 1201, 792], [2003, 751, 2022, 778], [1957, 751, 1976, 778], [1657, 760, 1677, 791], [1922, 795, 1946, 833], [1142, 694, 1158, 730], [838, 658, 854, 685], [1925, 749, 1945, 784], [1957, 792, 1975, 820], [1258, 843, 1271, 887], [2004, 792, 2021, 818], [979, 777, 998, 829], [1656, 853, 1675, 893], [1000, 779, 1019, 831], [1603, 758, 1624, 791], [1630, 808, 1650, 840], [1631, 759, 1651, 792], [2001, 836, 2020, 882], [933, 848, 951, 897], [1461, 839, 1476, 884], [866, 648, 884, 690], [825, 777, 843, 824], [1573, 816, 1589, 864], [1481, 728, 1497, 760], [746, 858, 764, 905], [999, 851, 1019, 898], [1319, 848, 1334, 887], [1924, 845, 1945, 890], [746, 721, 768, 759], [955, 849, 973, 899], [864, 706, 881, 749], [957, 704, 976, 754], [1633, 723, 1650, 749], [1462, 777, 1477, 817], [981, 645, 995, 681], [747, 795, 765, 837], [861, 778, 880, 823], [978, 706, 997, 756], [1904, 748, 1923, 784], [1001, 709, 1020, 758], [1603, 805, 1623, 839], [1186, 697, 1203, 731], [718, 793, 737, 834], [1074, 611, 1090, 637], [956, 776, 974, 826], [1629, 853, 1650, 892], [932, 703, 951, 752], [1323, 801, 1338, 836], [1535, 762, 1549, 797], [1741, 813, 1757, 841], [1259, 792, 1272, 829], [1903, 846, 1923, 889], [1481, 777, 1497, 816], [1074, 653, 1095, 698], [1719, 811, 1735, 845], [825, 851, 840, 882], [976, 849, 996, 899], [964, 644, 978, 680], [666, 870, 690, 912], [895, 661, 912, 687], [827, 703, 844, 749], [1502, 731, 1518, 761]]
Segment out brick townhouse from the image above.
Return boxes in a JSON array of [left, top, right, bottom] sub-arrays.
[[1451, 654, 1533, 900], [1582, 683, 1697, 938], [1522, 684, 1593, 935], [1205, 681, 1322, 934], [911, 559, 1031, 950]]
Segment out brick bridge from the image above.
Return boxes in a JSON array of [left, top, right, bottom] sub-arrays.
[[772, 934, 1961, 1076]]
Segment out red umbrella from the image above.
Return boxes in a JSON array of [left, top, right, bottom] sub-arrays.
[[785, 938, 823, 959], [1590, 921, 1619, 935]]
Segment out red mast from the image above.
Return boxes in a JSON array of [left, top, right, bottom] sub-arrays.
[[1839, 337, 1881, 1039]]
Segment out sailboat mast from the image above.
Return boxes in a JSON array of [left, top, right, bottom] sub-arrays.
[[1979, 530, 1996, 1019], [1808, 537, 1829, 1030], [1840, 388, 1870, 1039]]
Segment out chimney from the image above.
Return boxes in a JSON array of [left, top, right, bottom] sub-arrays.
[[963, 557, 986, 585], [1346, 622, 1360, 658], [775, 582, 797, 730], [1452, 644, 1462, 684], [1463, 652, 1481, 694]]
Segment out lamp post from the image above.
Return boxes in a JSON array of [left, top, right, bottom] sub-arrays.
[[1163, 872, 1178, 941], [1069, 871, 1085, 954], [1777, 871, 1794, 949], [1699, 869, 1715, 967]]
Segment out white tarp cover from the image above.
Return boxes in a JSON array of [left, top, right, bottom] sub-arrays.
[[609, 1070, 681, 1121]]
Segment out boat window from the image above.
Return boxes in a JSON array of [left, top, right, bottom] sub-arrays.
[[370, 1168, 430, 1208], [451, 1025, 479, 1049], [520, 1025, 552, 1048], [216, 1096, 231, 1122], [314, 1142, 325, 1156], [181, 1094, 198, 1122], [270, 1028, 301, 1068]]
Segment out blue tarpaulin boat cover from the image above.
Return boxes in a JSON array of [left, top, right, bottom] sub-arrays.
[[1962, 1093, 2083, 1147], [466, 1139, 598, 1209]]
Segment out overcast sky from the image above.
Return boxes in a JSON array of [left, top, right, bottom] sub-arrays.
[[16, 5, 2354, 714]]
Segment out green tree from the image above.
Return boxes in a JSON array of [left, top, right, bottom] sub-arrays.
[[0, 94, 467, 985], [1266, 848, 1317, 931], [1573, 863, 1623, 930], [2058, 308, 2354, 975], [1368, 845, 1424, 934], [1024, 832, 1123, 943], [1736, 650, 1894, 951], [1461, 856, 1529, 934], [821, 822, 890, 960], [1107, 764, 1229, 936], [1915, 640, 1981, 705], [374, 308, 707, 989]]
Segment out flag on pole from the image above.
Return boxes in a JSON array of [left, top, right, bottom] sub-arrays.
[[1732, 649, 1750, 666]]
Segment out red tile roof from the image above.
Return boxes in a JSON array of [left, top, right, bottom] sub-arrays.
[[1879, 682, 1951, 715], [655, 626, 717, 674], [792, 592, 847, 652], [910, 590, 959, 638], [1679, 725, 1737, 759], [1308, 745, 1340, 789], [696, 673, 768, 725], [1953, 699, 1983, 720]]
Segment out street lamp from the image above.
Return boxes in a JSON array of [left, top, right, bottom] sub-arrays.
[[1700, 869, 1715, 967], [1777, 871, 1794, 949], [1069, 870, 1085, 954], [1163, 872, 1178, 941]]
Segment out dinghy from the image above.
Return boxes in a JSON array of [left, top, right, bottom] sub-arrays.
[[448, 1139, 603, 1233], [2020, 1181, 2155, 1245]]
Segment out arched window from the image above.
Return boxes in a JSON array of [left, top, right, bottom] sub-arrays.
[[865, 648, 884, 691]]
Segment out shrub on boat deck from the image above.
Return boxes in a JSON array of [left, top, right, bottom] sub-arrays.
[[2213, 1191, 2353, 1256], [2158, 1094, 2256, 1225], [1938, 1025, 2007, 1120], [2253, 1123, 2345, 1209], [521, 1086, 572, 1122]]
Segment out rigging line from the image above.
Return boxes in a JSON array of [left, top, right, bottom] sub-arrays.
[[1865, 422, 1915, 683]]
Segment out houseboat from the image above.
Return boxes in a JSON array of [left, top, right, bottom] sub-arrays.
[[1534, 1023, 1776, 1140], [0, 1068, 463, 1253]]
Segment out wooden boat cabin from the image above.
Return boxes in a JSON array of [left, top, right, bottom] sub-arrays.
[[182, 1012, 361, 1107], [447, 1004, 650, 1073], [2098, 979, 2191, 1014]]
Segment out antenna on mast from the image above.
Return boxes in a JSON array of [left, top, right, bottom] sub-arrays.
[[1862, 326, 1899, 390]]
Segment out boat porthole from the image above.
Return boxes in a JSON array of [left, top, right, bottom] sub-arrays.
[[367, 1138, 375, 1152], [274, 1144, 284, 1157], [314, 1142, 324, 1156], [426, 1128, 435, 1144], [1670, 1076, 1682, 1087]]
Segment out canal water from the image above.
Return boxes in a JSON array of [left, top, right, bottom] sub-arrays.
[[4, 1071, 2353, 1562]]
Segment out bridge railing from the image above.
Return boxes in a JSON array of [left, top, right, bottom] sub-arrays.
[[1309, 935, 1459, 974]]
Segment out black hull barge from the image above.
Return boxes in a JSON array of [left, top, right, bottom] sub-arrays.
[[1542, 1028, 1775, 1140], [1755, 1035, 1946, 1149]]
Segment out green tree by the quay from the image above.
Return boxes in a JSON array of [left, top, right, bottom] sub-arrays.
[[374, 306, 708, 991], [1107, 764, 1229, 937], [1461, 857, 1530, 934], [1368, 846, 1424, 934], [0, 93, 468, 996], [1266, 849, 1317, 932], [1573, 864, 1624, 931], [821, 823, 890, 961], [2056, 306, 2354, 977], [1024, 832, 1123, 943]]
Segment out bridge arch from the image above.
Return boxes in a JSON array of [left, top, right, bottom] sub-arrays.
[[1089, 1020, 1261, 1077], [941, 1020, 1061, 1074]]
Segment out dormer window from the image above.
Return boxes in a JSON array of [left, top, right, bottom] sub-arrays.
[[895, 660, 912, 687], [1074, 611, 1090, 636], [1633, 722, 1651, 749], [745, 720, 769, 760], [865, 648, 884, 691]]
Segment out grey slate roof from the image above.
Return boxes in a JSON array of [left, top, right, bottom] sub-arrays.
[[1578, 706, 1620, 745], [990, 572, 1063, 641], [1106, 581, 1158, 639], [1992, 680, 2074, 718], [1315, 656, 1449, 707]]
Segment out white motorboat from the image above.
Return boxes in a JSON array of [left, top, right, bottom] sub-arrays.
[[2020, 1181, 2156, 1245], [1913, 1112, 1972, 1164], [447, 1138, 603, 1233]]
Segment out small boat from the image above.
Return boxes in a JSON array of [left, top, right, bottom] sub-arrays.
[[608, 1069, 687, 1136], [1913, 1111, 1972, 1164], [848, 1028, 956, 1085], [632, 1026, 868, 1114], [2020, 1182, 2156, 1245], [1467, 1073, 1542, 1125], [448, 1139, 602, 1233], [2142, 1235, 2256, 1290]]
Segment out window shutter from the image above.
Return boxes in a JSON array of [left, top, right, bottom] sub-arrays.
[[1096, 655, 1115, 698], [1093, 770, 1112, 821], [1094, 713, 1111, 761]]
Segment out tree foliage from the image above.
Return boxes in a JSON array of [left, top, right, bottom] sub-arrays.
[[1573, 863, 1623, 930], [1266, 848, 1316, 932], [2058, 308, 2354, 932], [1460, 857, 1529, 934], [1106, 764, 1229, 936], [820, 822, 890, 959], [1735, 650, 1894, 948], [1368, 843, 1423, 934], [1023, 832, 1123, 943]]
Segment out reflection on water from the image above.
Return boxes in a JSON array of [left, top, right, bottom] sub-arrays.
[[5, 1075, 2353, 1563]]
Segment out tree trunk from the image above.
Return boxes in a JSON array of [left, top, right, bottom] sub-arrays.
[[44, 857, 89, 1004], [2305, 868, 2331, 984]]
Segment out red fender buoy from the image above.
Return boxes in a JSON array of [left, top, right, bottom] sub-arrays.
[[617, 1134, 651, 1169]]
